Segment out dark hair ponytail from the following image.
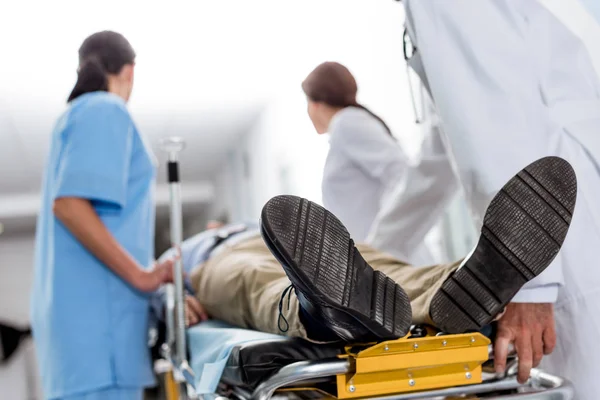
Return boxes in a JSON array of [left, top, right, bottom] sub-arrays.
[[302, 61, 393, 137], [352, 103, 393, 137], [67, 56, 108, 102], [67, 31, 136, 103]]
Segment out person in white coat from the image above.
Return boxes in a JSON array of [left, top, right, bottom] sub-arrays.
[[301, 61, 457, 266], [374, 0, 600, 396]]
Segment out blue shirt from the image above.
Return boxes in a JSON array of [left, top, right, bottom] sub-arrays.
[[150, 223, 259, 321], [31, 92, 157, 398]]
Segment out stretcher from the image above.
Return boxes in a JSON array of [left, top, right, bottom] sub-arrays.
[[156, 137, 574, 400], [157, 321, 573, 400]]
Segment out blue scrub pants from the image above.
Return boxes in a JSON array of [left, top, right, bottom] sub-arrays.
[[53, 387, 143, 400]]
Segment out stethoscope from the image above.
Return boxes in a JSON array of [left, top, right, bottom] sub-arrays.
[[403, 26, 424, 124]]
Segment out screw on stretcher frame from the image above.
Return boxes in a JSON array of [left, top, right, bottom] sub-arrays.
[[160, 136, 197, 398]]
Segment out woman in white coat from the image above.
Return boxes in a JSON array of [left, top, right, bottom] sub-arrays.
[[391, 1, 600, 396], [301, 62, 457, 266]]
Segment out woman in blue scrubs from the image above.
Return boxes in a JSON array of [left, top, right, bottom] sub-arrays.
[[31, 31, 174, 400]]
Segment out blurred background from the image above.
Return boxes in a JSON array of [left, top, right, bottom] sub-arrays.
[[0, 0, 480, 397]]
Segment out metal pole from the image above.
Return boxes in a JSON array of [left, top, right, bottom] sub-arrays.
[[161, 137, 187, 368]]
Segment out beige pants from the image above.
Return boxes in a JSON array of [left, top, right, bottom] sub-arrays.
[[190, 233, 460, 339]]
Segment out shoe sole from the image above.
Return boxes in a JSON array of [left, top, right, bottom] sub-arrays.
[[430, 156, 577, 333], [261, 195, 412, 341]]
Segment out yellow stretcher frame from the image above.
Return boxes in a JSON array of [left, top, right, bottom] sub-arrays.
[[163, 367, 181, 400], [247, 332, 574, 400], [335, 332, 490, 398]]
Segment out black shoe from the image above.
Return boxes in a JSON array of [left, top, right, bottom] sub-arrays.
[[430, 156, 577, 333], [0, 323, 31, 364], [261, 196, 412, 343]]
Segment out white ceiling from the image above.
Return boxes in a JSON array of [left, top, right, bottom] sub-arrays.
[[0, 101, 263, 193], [0, 0, 404, 187], [0, 0, 409, 231], [0, 102, 262, 231]]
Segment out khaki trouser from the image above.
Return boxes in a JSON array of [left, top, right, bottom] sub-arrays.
[[190, 233, 460, 339]]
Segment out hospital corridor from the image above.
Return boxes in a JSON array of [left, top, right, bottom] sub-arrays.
[[1, 0, 599, 399]]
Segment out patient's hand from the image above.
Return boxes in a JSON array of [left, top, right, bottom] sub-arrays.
[[494, 303, 556, 384], [185, 295, 208, 327]]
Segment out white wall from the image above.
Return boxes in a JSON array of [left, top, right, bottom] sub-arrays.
[[0, 233, 35, 327], [209, 153, 240, 223], [0, 232, 42, 399], [225, 95, 331, 224], [249, 99, 328, 216]]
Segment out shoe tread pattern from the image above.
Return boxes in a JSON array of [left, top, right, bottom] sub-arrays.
[[263, 195, 411, 339], [430, 156, 577, 333]]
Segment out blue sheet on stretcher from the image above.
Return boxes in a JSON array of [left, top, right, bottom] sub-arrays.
[[187, 320, 283, 394]]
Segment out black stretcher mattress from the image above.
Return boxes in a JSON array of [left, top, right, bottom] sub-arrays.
[[220, 337, 345, 389]]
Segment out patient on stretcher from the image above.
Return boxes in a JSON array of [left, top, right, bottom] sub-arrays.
[[152, 157, 576, 381]]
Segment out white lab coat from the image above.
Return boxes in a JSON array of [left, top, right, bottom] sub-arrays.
[[365, 104, 459, 264], [399, 0, 600, 397], [322, 107, 456, 265]]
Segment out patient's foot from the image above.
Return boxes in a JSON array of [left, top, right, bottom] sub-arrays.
[[260, 196, 412, 343], [430, 156, 577, 333]]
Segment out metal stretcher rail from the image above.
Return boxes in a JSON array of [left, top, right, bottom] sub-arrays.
[[251, 348, 574, 400]]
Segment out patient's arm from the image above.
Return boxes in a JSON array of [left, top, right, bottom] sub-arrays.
[[149, 289, 207, 326], [149, 254, 202, 323], [149, 278, 196, 322], [185, 295, 208, 326], [149, 240, 198, 321]]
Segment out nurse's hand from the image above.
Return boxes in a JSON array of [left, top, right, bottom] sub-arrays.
[[494, 303, 556, 384], [185, 295, 208, 327], [135, 259, 175, 292]]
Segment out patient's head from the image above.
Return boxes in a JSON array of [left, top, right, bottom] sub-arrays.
[[302, 62, 358, 134], [302, 62, 392, 136], [206, 220, 225, 230]]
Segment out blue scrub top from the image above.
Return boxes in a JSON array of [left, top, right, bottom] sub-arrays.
[[31, 92, 157, 398]]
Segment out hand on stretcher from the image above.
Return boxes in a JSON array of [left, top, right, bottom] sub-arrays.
[[185, 295, 208, 327], [136, 257, 177, 292], [495, 303, 556, 384]]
